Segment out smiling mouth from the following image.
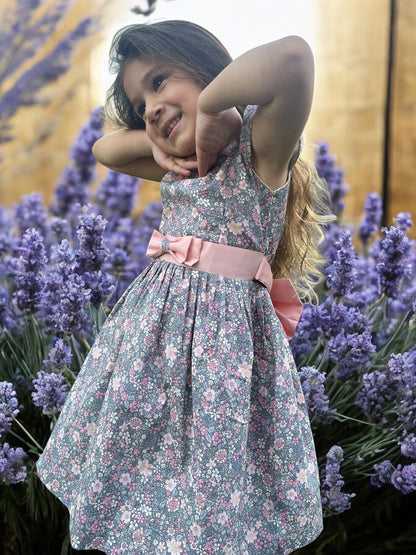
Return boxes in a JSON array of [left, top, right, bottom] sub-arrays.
[[165, 115, 181, 137]]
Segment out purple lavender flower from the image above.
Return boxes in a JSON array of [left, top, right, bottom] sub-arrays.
[[326, 229, 358, 298], [13, 228, 47, 312], [43, 271, 90, 335], [82, 270, 114, 308], [315, 142, 348, 216], [391, 464, 416, 494], [401, 434, 416, 460], [49, 218, 71, 243], [95, 170, 140, 225], [31, 370, 69, 416], [290, 304, 322, 362], [320, 445, 355, 514], [0, 382, 20, 436], [0, 286, 17, 333], [42, 339, 72, 373], [299, 366, 332, 423], [356, 369, 398, 423], [51, 108, 103, 217], [328, 329, 375, 380], [76, 213, 109, 273], [71, 106, 103, 167], [51, 166, 91, 217], [376, 225, 413, 298], [371, 459, 395, 487], [0, 206, 13, 256], [0, 443, 27, 484], [0, 17, 92, 134], [358, 193, 383, 246], [394, 212, 413, 231], [13, 192, 48, 236]]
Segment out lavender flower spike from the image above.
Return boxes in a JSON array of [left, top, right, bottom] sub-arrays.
[[371, 460, 396, 487], [0, 443, 27, 485], [299, 366, 331, 423], [377, 225, 413, 298], [0, 382, 20, 436], [320, 445, 355, 514], [13, 227, 47, 313], [359, 192, 383, 246], [391, 464, 416, 495], [43, 339, 72, 374], [326, 229, 357, 298], [32, 371, 69, 417]]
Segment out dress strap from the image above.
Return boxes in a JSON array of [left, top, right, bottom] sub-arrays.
[[146, 230, 303, 339]]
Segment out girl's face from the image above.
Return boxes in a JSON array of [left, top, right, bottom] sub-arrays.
[[123, 57, 202, 158]]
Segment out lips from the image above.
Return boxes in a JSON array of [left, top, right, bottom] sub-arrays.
[[164, 115, 181, 138]]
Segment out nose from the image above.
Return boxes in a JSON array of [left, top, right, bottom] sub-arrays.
[[146, 99, 164, 124]]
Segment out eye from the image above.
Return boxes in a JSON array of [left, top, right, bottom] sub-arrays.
[[136, 103, 146, 118], [153, 75, 166, 91]]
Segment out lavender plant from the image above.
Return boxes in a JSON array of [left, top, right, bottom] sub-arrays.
[[1, 122, 415, 553]]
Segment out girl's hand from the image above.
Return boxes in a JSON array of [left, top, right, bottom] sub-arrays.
[[195, 107, 242, 177], [152, 144, 198, 178]]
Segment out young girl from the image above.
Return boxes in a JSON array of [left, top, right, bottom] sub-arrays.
[[37, 20, 332, 554]]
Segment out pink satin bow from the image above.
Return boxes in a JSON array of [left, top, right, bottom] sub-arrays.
[[146, 231, 303, 339], [147, 230, 202, 266], [270, 279, 303, 340]]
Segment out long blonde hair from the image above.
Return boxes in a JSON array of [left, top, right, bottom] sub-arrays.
[[271, 156, 335, 304]]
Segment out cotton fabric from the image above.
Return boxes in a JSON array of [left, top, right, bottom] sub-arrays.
[[37, 106, 323, 554]]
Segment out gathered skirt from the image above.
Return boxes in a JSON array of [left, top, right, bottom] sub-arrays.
[[37, 259, 323, 554]]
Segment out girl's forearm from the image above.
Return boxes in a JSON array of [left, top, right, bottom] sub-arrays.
[[197, 36, 314, 114], [92, 129, 153, 167]]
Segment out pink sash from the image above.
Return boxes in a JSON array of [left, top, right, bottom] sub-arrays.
[[146, 230, 303, 339]]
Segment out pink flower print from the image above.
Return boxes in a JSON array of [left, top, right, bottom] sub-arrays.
[[190, 523, 202, 537], [163, 432, 174, 445], [137, 459, 153, 477], [119, 473, 131, 486], [238, 360, 252, 379], [203, 388, 216, 402], [167, 539, 183, 553], [168, 498, 179, 512], [165, 478, 177, 492], [286, 488, 298, 501], [264, 499, 274, 511], [246, 462, 256, 475]]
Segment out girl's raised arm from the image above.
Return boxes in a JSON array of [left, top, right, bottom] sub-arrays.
[[197, 36, 314, 189], [92, 128, 166, 181]]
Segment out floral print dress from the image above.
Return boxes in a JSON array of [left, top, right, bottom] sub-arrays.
[[37, 106, 323, 554]]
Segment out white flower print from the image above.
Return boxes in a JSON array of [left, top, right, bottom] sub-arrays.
[[165, 343, 178, 361], [86, 422, 96, 436], [218, 512, 228, 525], [91, 480, 103, 493], [193, 345, 203, 357], [120, 509, 131, 523], [71, 463, 81, 475], [297, 468, 308, 484], [246, 528, 258, 543], [227, 221, 244, 235], [167, 538, 183, 553], [231, 490, 241, 507], [238, 360, 252, 379]]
